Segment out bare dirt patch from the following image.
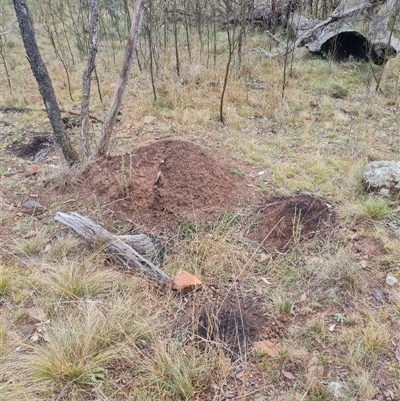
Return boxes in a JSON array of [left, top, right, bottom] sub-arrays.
[[83, 139, 247, 229], [350, 236, 388, 260], [7, 134, 54, 160], [251, 194, 336, 251], [174, 288, 289, 358]]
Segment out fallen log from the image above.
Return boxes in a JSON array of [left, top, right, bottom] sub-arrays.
[[258, 0, 400, 64], [368, 0, 400, 64], [256, 0, 371, 58], [287, 14, 371, 61], [54, 212, 169, 283]]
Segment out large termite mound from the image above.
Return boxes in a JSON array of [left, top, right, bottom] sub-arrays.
[[84, 139, 246, 228]]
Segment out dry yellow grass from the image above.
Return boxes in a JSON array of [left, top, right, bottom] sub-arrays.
[[1, 2, 400, 400]]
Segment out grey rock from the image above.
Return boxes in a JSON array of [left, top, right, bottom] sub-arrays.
[[364, 161, 400, 194], [20, 201, 46, 215], [386, 274, 398, 286]]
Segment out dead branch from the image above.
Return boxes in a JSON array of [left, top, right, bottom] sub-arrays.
[[54, 212, 169, 283]]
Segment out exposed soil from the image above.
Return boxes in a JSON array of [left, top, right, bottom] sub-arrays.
[[351, 236, 388, 260], [251, 194, 336, 251], [83, 139, 247, 229], [173, 287, 290, 359], [196, 291, 288, 357], [7, 134, 54, 160]]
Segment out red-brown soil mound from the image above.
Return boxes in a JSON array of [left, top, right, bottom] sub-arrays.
[[83, 139, 246, 228], [251, 194, 336, 251]]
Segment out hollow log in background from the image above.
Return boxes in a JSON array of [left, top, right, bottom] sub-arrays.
[[287, 14, 371, 60], [286, 0, 400, 64]]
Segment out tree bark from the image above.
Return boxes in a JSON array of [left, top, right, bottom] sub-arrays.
[[80, 0, 99, 158], [12, 0, 79, 165], [54, 212, 169, 283], [97, 0, 148, 156]]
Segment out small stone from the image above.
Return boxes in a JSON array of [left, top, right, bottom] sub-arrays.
[[26, 307, 47, 323], [253, 340, 279, 357], [25, 164, 41, 176], [170, 270, 202, 294], [328, 382, 346, 398], [143, 115, 156, 125], [386, 274, 398, 286], [20, 201, 46, 215]]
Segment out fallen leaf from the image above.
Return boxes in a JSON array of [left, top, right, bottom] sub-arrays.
[[283, 371, 295, 380]]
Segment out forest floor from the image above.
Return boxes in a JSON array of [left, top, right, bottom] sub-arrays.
[[1, 26, 400, 401]]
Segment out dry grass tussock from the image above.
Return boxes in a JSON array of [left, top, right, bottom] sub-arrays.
[[1, 7, 400, 400]]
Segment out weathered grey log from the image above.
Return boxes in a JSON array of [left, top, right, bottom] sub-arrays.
[[257, 0, 371, 59], [287, 14, 370, 60], [54, 212, 169, 283], [281, 0, 400, 64], [368, 0, 400, 64]]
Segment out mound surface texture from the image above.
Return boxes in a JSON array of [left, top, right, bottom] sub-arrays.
[[84, 139, 244, 228]]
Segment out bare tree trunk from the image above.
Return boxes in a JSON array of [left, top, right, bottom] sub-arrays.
[[13, 0, 79, 165], [81, 0, 99, 158], [97, 0, 148, 156]]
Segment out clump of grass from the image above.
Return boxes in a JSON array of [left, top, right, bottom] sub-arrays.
[[45, 235, 82, 260], [344, 196, 391, 224], [358, 197, 390, 221], [179, 219, 198, 239], [18, 233, 47, 256], [308, 248, 364, 296], [269, 289, 294, 315], [37, 261, 119, 301], [48, 162, 84, 192], [140, 339, 230, 400], [28, 307, 115, 387], [27, 298, 154, 394], [361, 320, 391, 354], [0, 265, 14, 296], [0, 317, 9, 354], [102, 293, 155, 346], [330, 82, 349, 98]]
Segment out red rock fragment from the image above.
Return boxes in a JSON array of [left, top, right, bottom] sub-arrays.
[[26, 164, 41, 176], [171, 270, 202, 294]]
